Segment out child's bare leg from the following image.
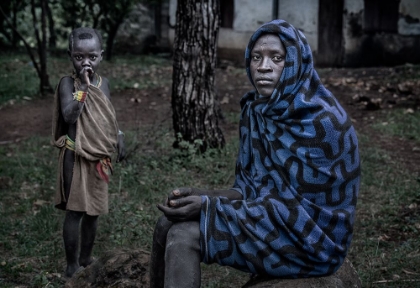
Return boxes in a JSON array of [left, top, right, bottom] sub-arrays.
[[79, 214, 98, 267], [62, 148, 83, 277], [150, 216, 173, 288], [63, 211, 83, 277]]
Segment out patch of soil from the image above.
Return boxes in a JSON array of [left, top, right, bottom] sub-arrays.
[[1, 65, 419, 175], [64, 249, 150, 287]]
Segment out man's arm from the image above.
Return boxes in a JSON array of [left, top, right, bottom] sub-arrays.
[[168, 187, 242, 202], [157, 187, 242, 222]]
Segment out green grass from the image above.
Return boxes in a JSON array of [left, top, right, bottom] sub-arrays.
[[0, 54, 39, 104], [349, 134, 420, 287], [0, 52, 172, 107], [373, 109, 420, 142], [1, 120, 420, 287], [0, 123, 242, 287]]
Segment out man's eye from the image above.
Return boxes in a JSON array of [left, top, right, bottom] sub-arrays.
[[252, 55, 260, 60], [273, 56, 284, 61]]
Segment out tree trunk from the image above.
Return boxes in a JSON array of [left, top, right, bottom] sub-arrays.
[[171, 0, 224, 152], [46, 0, 56, 49], [105, 25, 119, 61], [40, 0, 51, 93]]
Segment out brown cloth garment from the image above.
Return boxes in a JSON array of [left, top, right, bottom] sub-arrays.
[[52, 75, 118, 215]]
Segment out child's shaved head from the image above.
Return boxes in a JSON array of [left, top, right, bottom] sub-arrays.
[[68, 27, 103, 52]]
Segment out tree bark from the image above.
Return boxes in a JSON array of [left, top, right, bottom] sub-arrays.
[[31, 0, 51, 94], [171, 0, 224, 152], [46, 0, 56, 49]]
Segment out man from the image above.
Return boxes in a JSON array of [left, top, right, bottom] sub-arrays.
[[150, 19, 360, 287]]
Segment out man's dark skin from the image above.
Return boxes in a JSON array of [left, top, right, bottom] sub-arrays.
[[151, 188, 241, 288], [59, 30, 125, 278], [150, 34, 286, 288]]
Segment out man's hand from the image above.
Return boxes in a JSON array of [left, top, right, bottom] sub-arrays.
[[167, 187, 197, 202], [157, 195, 201, 222]]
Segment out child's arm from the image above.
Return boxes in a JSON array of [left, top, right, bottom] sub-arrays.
[[58, 76, 85, 124], [59, 68, 91, 124], [117, 131, 126, 162]]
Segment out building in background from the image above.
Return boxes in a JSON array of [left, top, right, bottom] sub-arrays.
[[116, 0, 420, 67]]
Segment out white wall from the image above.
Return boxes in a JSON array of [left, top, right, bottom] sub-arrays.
[[278, 0, 319, 53], [219, 0, 272, 50], [168, 0, 321, 53], [342, 0, 364, 54], [232, 0, 272, 32], [399, 0, 420, 35]]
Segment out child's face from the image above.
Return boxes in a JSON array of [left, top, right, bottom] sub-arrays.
[[69, 37, 103, 76]]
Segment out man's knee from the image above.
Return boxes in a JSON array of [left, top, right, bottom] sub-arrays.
[[153, 216, 173, 246], [166, 221, 200, 251]]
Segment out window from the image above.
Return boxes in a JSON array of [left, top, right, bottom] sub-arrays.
[[364, 0, 400, 33], [220, 0, 234, 28]]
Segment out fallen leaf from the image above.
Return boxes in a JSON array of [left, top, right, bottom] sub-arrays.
[[220, 96, 229, 104], [33, 199, 48, 207]]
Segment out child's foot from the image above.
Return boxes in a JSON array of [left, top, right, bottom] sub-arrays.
[[79, 256, 95, 268], [65, 263, 81, 278]]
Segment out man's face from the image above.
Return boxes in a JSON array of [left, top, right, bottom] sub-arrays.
[[69, 37, 103, 75], [249, 34, 286, 97]]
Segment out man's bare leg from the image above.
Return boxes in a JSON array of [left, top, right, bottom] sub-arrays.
[[150, 216, 173, 288], [164, 221, 201, 288]]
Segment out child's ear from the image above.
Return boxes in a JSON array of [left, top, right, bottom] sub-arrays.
[[67, 49, 72, 60], [100, 50, 104, 61]]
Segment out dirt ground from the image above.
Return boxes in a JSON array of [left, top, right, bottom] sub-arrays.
[[1, 64, 419, 175]]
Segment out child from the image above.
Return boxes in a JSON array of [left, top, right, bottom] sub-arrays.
[[51, 27, 125, 278]]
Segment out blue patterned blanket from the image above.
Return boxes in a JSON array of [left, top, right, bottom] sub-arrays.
[[199, 19, 360, 277]]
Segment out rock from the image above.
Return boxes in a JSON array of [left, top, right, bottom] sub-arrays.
[[65, 249, 150, 288], [242, 258, 361, 288]]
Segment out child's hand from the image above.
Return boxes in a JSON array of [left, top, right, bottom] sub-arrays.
[[117, 135, 126, 162], [79, 67, 93, 86]]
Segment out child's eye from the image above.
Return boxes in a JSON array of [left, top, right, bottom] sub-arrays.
[[75, 55, 82, 61], [90, 56, 97, 60]]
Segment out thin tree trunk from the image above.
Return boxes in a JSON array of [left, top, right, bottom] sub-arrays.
[[171, 0, 224, 151], [0, 5, 40, 76], [40, 0, 51, 93], [46, 0, 56, 49]]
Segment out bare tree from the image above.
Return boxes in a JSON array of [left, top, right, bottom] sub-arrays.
[[171, 0, 224, 152], [0, 0, 27, 48], [0, 0, 52, 94]]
